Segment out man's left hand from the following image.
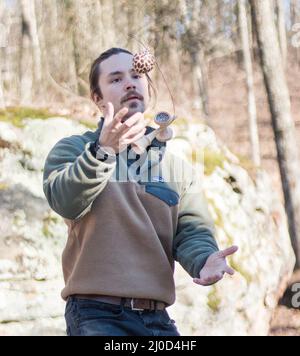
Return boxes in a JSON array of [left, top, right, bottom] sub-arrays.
[[193, 246, 239, 286]]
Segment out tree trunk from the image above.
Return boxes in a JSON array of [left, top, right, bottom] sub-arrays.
[[58, 1, 80, 95], [275, 0, 288, 67], [20, 1, 33, 105], [0, 1, 6, 108], [192, 50, 209, 119], [20, 0, 42, 103], [251, 0, 300, 268], [21, 0, 42, 90], [189, 0, 209, 119], [101, 0, 116, 49], [238, 0, 261, 167], [291, 0, 300, 66]]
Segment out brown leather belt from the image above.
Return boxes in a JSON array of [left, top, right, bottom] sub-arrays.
[[73, 294, 167, 311]]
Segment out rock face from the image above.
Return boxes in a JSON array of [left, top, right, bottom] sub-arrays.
[[0, 117, 295, 336], [0, 118, 85, 336]]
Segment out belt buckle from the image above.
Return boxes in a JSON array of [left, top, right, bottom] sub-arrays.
[[130, 298, 145, 311]]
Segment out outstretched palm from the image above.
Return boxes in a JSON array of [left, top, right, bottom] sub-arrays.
[[193, 246, 239, 286]]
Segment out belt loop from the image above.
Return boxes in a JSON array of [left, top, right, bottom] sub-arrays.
[[154, 301, 158, 310]]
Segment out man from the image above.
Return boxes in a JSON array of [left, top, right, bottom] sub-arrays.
[[43, 47, 238, 336]]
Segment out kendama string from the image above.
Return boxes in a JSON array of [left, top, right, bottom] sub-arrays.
[[129, 34, 176, 120]]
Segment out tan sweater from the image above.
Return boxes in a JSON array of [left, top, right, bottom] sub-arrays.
[[43, 118, 218, 305]]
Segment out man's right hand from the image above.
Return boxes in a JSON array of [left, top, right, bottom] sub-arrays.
[[98, 102, 147, 155]]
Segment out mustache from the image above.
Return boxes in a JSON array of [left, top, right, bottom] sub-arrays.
[[121, 92, 144, 103]]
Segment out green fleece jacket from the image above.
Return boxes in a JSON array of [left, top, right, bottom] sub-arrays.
[[43, 117, 219, 305]]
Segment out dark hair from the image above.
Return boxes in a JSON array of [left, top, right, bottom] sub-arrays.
[[89, 47, 157, 107]]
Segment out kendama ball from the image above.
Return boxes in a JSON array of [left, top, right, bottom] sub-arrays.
[[133, 47, 155, 74]]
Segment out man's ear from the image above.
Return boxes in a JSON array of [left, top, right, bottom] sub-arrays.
[[92, 93, 105, 110]]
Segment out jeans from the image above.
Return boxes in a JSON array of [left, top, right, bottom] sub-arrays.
[[65, 297, 181, 336]]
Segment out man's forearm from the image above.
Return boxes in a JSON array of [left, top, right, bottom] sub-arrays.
[[43, 137, 116, 220]]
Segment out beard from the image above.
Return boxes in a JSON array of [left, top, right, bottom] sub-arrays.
[[121, 99, 145, 122]]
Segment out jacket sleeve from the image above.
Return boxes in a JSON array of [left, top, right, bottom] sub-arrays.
[[173, 169, 219, 278], [43, 135, 116, 220]]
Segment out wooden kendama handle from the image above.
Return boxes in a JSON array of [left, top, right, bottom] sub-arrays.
[[156, 126, 173, 142], [131, 113, 176, 154], [131, 128, 160, 154]]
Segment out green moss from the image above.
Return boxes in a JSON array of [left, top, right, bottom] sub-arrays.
[[229, 257, 253, 285], [79, 119, 97, 130], [0, 107, 65, 128], [207, 286, 221, 312], [42, 215, 59, 238], [236, 154, 258, 181], [0, 182, 8, 190], [207, 198, 224, 228], [225, 233, 235, 247], [203, 148, 226, 176], [171, 116, 189, 127], [42, 225, 51, 238], [186, 147, 226, 173]]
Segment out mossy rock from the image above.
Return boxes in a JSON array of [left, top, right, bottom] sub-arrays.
[[0, 182, 9, 190], [79, 119, 98, 130], [0, 107, 65, 128], [207, 197, 224, 228], [42, 214, 60, 238], [203, 148, 226, 176], [229, 256, 253, 285], [236, 154, 258, 181], [207, 286, 221, 312], [188, 148, 226, 175]]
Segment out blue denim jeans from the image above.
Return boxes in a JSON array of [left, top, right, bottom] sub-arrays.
[[65, 297, 181, 336]]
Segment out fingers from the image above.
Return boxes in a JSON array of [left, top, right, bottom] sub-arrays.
[[123, 128, 147, 145], [193, 263, 236, 287], [218, 245, 239, 259], [103, 102, 115, 126], [193, 274, 224, 286], [224, 266, 235, 276], [104, 105, 145, 136], [103, 103, 130, 131], [118, 112, 145, 137], [112, 106, 129, 130], [100, 105, 146, 153], [193, 278, 206, 286], [123, 122, 146, 141], [119, 112, 143, 129]]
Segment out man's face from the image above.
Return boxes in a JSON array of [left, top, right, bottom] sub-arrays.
[[97, 53, 150, 121]]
